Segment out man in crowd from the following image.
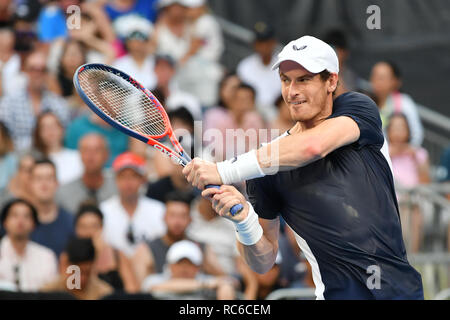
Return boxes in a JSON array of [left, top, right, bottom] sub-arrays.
[[101, 152, 166, 257], [29, 159, 74, 257], [57, 134, 117, 214]]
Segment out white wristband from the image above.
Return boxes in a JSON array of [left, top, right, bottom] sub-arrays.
[[234, 202, 263, 246], [217, 150, 265, 185]]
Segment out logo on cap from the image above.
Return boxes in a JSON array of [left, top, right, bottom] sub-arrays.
[[293, 44, 307, 51]]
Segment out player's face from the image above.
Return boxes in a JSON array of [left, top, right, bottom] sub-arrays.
[[279, 61, 332, 124]]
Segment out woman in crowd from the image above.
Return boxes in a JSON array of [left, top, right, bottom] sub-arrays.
[[32, 111, 83, 185], [74, 203, 139, 293], [387, 112, 431, 253]]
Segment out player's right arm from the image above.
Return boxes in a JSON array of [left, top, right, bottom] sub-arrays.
[[202, 186, 280, 274]]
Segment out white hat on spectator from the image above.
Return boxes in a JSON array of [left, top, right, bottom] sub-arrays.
[[272, 35, 339, 74], [180, 0, 205, 7], [158, 0, 186, 9], [166, 240, 203, 266], [114, 14, 154, 40]]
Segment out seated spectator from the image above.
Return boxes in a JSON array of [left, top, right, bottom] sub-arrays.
[[187, 197, 258, 300], [174, 0, 224, 107], [64, 112, 129, 168], [141, 239, 236, 299], [269, 95, 295, 134], [104, 0, 159, 24], [32, 112, 83, 185], [387, 113, 430, 253], [101, 152, 166, 257], [0, 50, 70, 151], [57, 134, 117, 214], [236, 22, 280, 121], [251, 252, 284, 299], [0, 121, 17, 191], [74, 203, 139, 293], [113, 14, 157, 90], [133, 191, 223, 284], [322, 29, 371, 96], [29, 159, 74, 257], [370, 60, 424, 146], [41, 237, 113, 300], [0, 25, 22, 97], [204, 82, 266, 161], [37, 1, 68, 43], [0, 153, 35, 208], [0, 199, 58, 292]]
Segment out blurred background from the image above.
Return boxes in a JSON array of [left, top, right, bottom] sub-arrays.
[[0, 0, 449, 300]]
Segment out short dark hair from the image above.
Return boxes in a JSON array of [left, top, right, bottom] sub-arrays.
[[74, 202, 104, 227], [164, 190, 193, 206], [65, 237, 96, 264], [1, 198, 39, 228], [236, 82, 256, 100], [167, 107, 194, 131], [31, 158, 57, 176], [380, 60, 402, 80], [318, 70, 338, 96], [323, 29, 348, 50]]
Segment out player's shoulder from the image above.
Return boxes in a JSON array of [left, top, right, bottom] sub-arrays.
[[332, 91, 379, 115]]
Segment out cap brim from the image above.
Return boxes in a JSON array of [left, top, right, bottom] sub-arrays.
[[271, 56, 326, 74]]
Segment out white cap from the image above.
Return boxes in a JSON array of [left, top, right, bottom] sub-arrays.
[[166, 240, 203, 266], [113, 14, 154, 40], [180, 0, 205, 7], [272, 35, 339, 74]]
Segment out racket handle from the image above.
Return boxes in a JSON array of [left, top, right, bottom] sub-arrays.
[[205, 185, 243, 216]]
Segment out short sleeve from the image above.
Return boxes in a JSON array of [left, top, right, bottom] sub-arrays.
[[246, 176, 282, 220], [328, 92, 384, 149]]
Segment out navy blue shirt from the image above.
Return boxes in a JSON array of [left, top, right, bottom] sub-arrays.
[[31, 207, 74, 257], [246, 92, 423, 300]]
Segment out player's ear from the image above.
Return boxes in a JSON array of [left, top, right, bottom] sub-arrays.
[[328, 73, 339, 94]]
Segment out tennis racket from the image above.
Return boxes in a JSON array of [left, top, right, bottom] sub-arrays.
[[73, 63, 243, 216]]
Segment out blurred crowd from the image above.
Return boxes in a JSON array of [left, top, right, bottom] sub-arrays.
[[0, 0, 449, 300]]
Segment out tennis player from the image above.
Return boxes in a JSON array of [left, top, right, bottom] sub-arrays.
[[183, 35, 424, 299]]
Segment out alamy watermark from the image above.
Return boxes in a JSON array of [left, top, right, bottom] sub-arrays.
[[66, 5, 81, 30], [367, 5, 381, 30], [366, 265, 381, 289]]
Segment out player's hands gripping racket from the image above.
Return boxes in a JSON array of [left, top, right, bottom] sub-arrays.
[[73, 63, 243, 216]]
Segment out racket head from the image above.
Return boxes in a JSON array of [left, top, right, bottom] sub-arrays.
[[73, 63, 171, 143], [73, 63, 191, 166]]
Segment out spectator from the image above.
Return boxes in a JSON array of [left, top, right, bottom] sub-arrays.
[[146, 107, 198, 196], [370, 60, 424, 146], [37, 1, 68, 43], [152, 54, 202, 120], [57, 134, 117, 214], [387, 113, 430, 253], [0, 153, 35, 208], [187, 197, 258, 300], [74, 203, 139, 293], [64, 112, 129, 168], [104, 0, 159, 23], [0, 199, 58, 292], [204, 82, 266, 161], [0, 122, 17, 191], [113, 14, 157, 90], [133, 191, 223, 285], [101, 152, 166, 257], [0, 50, 70, 151], [32, 112, 83, 185], [236, 21, 280, 121], [251, 252, 284, 299], [141, 239, 236, 299], [41, 237, 113, 300], [29, 159, 74, 257], [174, 0, 224, 107], [269, 95, 295, 134], [322, 29, 371, 96], [0, 25, 22, 97], [154, 0, 190, 62]]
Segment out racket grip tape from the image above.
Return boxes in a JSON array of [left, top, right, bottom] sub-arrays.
[[205, 185, 244, 216]]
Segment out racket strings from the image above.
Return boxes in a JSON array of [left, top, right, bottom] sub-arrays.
[[78, 67, 167, 137]]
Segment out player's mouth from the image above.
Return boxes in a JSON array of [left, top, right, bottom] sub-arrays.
[[289, 100, 307, 106]]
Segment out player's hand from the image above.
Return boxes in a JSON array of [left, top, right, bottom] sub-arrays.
[[182, 157, 222, 190], [202, 185, 249, 223]]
